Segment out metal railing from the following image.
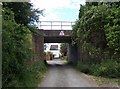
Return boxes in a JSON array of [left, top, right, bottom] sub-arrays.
[[39, 21, 75, 30]]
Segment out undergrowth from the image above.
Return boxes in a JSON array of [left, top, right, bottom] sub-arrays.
[[77, 59, 120, 78], [3, 60, 47, 88]]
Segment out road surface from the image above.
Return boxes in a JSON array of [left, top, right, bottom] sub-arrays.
[[38, 59, 97, 87]]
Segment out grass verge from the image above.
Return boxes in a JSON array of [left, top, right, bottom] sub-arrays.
[[3, 60, 48, 88], [76, 59, 120, 86], [93, 76, 119, 87]]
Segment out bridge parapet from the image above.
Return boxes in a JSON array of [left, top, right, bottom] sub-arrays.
[[39, 21, 75, 30]]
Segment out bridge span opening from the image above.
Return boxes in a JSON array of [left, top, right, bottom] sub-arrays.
[[32, 21, 80, 64]]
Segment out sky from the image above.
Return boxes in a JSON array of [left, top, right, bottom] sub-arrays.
[[30, 0, 85, 52], [31, 0, 85, 21]]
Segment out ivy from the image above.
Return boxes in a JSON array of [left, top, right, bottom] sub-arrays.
[[72, 2, 120, 60]]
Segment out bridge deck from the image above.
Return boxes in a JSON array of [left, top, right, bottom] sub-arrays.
[[44, 36, 72, 43], [43, 30, 72, 43]]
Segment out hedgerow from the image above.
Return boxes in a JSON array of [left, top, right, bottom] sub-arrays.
[[2, 5, 47, 87], [73, 2, 120, 78]]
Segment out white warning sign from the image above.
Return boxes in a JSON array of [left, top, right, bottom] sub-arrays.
[[59, 31, 65, 36]]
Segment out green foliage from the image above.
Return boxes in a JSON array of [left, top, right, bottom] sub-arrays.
[[60, 43, 67, 56], [104, 7, 120, 55], [74, 3, 120, 77], [72, 20, 80, 44], [4, 60, 47, 87], [77, 60, 120, 78], [77, 62, 90, 74], [2, 8, 32, 87], [3, 2, 44, 26], [72, 2, 120, 61], [74, 4, 108, 48], [2, 4, 47, 87], [19, 60, 47, 87], [93, 60, 120, 78]]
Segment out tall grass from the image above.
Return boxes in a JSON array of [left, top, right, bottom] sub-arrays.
[[3, 60, 47, 87], [77, 59, 120, 78]]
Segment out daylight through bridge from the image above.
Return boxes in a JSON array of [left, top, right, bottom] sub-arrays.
[[33, 21, 79, 64]]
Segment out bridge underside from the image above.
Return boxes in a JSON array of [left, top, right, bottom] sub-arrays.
[[33, 29, 79, 64], [44, 36, 72, 43]]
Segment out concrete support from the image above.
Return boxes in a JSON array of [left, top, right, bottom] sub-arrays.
[[68, 43, 79, 64], [32, 30, 44, 61]]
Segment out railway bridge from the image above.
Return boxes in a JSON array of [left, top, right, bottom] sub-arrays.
[[32, 21, 80, 64]]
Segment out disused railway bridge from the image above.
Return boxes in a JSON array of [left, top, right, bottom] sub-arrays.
[[32, 21, 80, 64]]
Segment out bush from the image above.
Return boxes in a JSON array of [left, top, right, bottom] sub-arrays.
[[3, 60, 47, 87], [2, 4, 47, 88], [93, 60, 120, 78], [73, 3, 120, 78], [21, 60, 47, 87], [77, 59, 120, 78], [77, 61, 90, 74]]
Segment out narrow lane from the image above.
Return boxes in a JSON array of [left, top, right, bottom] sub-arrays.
[[38, 59, 97, 87]]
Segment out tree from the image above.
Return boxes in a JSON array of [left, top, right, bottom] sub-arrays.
[[3, 2, 44, 26], [72, 2, 120, 61], [2, 2, 44, 87], [60, 43, 68, 56]]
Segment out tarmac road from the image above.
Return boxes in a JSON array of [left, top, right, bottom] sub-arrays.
[[38, 59, 97, 87]]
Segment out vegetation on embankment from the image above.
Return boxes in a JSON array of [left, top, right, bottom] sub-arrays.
[[76, 59, 120, 86], [2, 2, 47, 87], [72, 2, 120, 81], [94, 76, 119, 87], [60, 43, 68, 60], [77, 59, 120, 78], [3, 60, 47, 87]]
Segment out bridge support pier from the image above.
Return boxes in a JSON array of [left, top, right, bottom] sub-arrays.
[[68, 44, 79, 64], [32, 30, 44, 61]]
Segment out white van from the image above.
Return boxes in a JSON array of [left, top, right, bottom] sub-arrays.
[[50, 44, 60, 59]]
